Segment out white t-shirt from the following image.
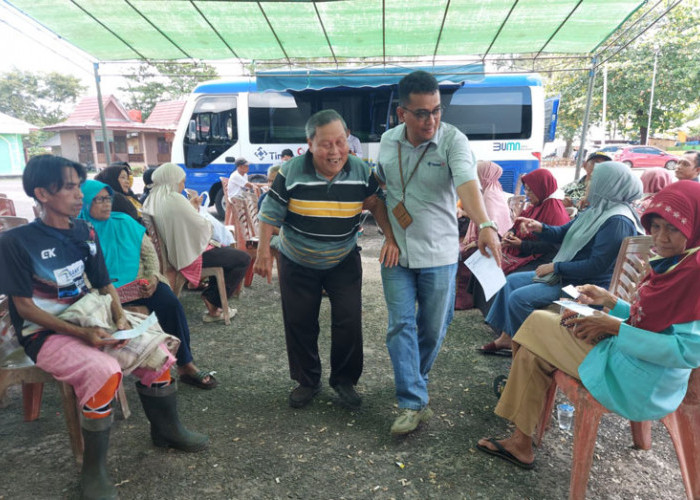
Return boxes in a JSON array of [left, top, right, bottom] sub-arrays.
[[227, 170, 248, 199], [347, 134, 363, 157]]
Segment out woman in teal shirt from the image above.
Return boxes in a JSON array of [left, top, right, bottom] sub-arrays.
[[476, 181, 700, 469]]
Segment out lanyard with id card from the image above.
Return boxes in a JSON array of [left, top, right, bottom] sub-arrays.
[[392, 143, 430, 229]]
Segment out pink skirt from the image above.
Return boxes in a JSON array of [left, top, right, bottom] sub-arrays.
[[179, 244, 214, 286], [35, 335, 176, 406], [35, 335, 122, 407]]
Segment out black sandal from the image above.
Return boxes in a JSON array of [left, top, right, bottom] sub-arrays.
[[179, 371, 218, 390]]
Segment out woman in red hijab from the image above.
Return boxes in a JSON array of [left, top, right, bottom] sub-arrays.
[[476, 180, 700, 470], [473, 169, 570, 323], [501, 169, 570, 274]]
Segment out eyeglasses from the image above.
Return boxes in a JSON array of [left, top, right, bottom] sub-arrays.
[[93, 195, 113, 204], [402, 106, 443, 121]]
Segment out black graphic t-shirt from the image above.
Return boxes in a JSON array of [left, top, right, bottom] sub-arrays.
[[0, 219, 110, 360]]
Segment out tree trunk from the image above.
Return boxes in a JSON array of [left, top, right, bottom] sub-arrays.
[[563, 138, 574, 158], [640, 126, 648, 145]]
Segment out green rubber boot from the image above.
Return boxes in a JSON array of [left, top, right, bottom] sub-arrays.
[[135, 380, 209, 452], [80, 414, 118, 500]]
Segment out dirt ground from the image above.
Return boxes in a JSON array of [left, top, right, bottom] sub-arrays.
[[0, 223, 686, 500]]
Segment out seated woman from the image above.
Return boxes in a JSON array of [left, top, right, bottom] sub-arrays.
[[635, 167, 674, 216], [80, 179, 218, 389], [139, 166, 157, 204], [95, 164, 142, 222], [473, 168, 570, 320], [142, 162, 251, 323], [477, 181, 700, 469], [562, 152, 611, 209], [455, 161, 511, 309], [0, 155, 207, 499], [483, 162, 643, 353]]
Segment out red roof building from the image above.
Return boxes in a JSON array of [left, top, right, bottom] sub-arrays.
[[43, 95, 185, 169]]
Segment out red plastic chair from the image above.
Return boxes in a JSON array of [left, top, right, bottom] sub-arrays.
[[535, 371, 653, 499], [660, 369, 700, 500], [534, 236, 660, 499], [0, 197, 16, 216]]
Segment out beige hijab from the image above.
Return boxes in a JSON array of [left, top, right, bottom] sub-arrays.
[[142, 163, 212, 270]]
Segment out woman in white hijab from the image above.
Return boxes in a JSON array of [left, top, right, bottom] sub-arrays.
[[143, 163, 251, 322]]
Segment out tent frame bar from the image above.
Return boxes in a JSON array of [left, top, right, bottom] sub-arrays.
[[190, 0, 241, 61], [431, 0, 451, 65], [481, 0, 519, 61], [257, 1, 291, 65], [533, 0, 583, 64], [124, 0, 192, 59], [69, 0, 147, 60], [596, 0, 682, 69], [313, 2, 338, 66], [574, 57, 596, 181], [93, 62, 111, 167]]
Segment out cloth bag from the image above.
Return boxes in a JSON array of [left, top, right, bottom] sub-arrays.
[[56, 291, 179, 375]]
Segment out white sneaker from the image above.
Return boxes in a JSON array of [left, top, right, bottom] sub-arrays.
[[390, 406, 434, 435]]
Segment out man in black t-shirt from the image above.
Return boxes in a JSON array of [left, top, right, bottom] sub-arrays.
[[0, 155, 208, 500]]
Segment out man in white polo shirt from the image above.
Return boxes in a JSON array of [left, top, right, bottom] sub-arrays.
[[376, 70, 502, 435]]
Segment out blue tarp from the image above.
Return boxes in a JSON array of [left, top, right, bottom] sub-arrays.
[[255, 64, 485, 92]]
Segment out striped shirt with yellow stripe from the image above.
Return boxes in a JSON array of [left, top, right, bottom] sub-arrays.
[[259, 151, 380, 269]]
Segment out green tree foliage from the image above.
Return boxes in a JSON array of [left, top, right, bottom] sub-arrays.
[[544, 69, 599, 156], [0, 69, 86, 126], [120, 62, 218, 119], [545, 3, 699, 151], [0, 69, 86, 155]]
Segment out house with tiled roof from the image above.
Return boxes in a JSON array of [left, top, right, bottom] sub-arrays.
[[43, 95, 185, 169]]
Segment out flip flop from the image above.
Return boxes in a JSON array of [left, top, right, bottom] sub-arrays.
[[179, 371, 218, 390], [202, 307, 238, 323], [476, 438, 535, 470], [478, 341, 512, 357]]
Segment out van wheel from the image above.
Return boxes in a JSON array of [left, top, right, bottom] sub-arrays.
[[214, 189, 226, 219]]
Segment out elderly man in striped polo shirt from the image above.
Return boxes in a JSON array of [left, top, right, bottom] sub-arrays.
[[255, 109, 399, 410]]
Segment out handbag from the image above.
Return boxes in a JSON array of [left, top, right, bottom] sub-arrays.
[[116, 279, 149, 303]]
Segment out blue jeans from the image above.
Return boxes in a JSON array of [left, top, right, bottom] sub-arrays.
[[485, 271, 563, 337], [381, 263, 457, 410]]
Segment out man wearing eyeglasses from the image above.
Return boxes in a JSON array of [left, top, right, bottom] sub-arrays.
[[376, 70, 502, 435]]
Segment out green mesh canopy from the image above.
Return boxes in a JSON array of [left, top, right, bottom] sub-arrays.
[[8, 0, 645, 62]]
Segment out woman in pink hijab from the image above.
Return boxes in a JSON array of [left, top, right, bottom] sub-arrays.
[[636, 167, 673, 216], [456, 161, 512, 309], [464, 161, 512, 244]]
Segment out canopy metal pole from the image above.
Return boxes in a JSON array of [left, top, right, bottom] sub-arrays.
[[94, 62, 111, 167], [574, 57, 597, 181], [601, 64, 607, 146], [645, 47, 659, 145]]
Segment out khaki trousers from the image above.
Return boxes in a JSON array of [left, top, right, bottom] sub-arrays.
[[494, 310, 594, 436]]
